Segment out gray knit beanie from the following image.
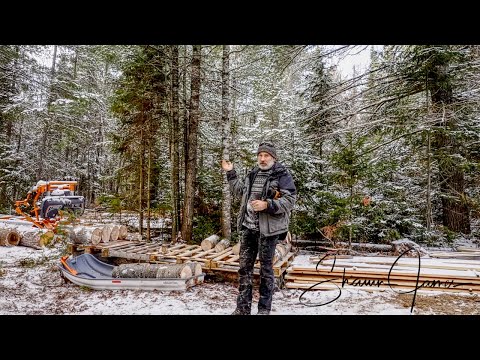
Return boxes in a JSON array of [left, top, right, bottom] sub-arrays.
[[257, 142, 277, 159]]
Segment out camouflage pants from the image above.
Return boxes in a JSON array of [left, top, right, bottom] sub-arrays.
[[236, 228, 279, 314]]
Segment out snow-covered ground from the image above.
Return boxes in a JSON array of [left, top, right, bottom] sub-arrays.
[[0, 245, 478, 315]]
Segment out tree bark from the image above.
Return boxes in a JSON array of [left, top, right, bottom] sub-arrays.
[[20, 229, 54, 249], [155, 263, 192, 278], [112, 263, 191, 279], [170, 45, 181, 244], [181, 45, 201, 243], [147, 135, 151, 242], [39, 45, 57, 180], [139, 126, 144, 236], [430, 62, 470, 234], [68, 226, 103, 245], [221, 45, 232, 240]]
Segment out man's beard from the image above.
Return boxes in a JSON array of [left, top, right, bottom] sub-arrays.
[[258, 158, 275, 170]]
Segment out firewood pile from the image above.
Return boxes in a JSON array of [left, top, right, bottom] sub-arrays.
[[0, 219, 133, 250]]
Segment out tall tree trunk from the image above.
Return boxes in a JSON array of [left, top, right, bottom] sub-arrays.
[[39, 45, 57, 180], [139, 126, 144, 237], [181, 45, 201, 243], [426, 129, 432, 231], [221, 45, 232, 240], [430, 64, 470, 234], [170, 45, 181, 243], [147, 133, 152, 242], [182, 45, 189, 203], [73, 47, 78, 79]]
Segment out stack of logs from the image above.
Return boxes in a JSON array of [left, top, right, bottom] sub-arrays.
[[64, 224, 130, 245], [0, 221, 133, 250]]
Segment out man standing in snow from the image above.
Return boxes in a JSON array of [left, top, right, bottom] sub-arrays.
[[221, 142, 296, 315]]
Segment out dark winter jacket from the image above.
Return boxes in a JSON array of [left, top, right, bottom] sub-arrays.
[[226, 162, 297, 236]]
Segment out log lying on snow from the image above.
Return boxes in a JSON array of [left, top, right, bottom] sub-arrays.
[[0, 228, 21, 246], [19, 229, 54, 249], [201, 234, 220, 250], [112, 263, 192, 279], [392, 238, 429, 256], [0, 224, 53, 249], [214, 239, 230, 253]]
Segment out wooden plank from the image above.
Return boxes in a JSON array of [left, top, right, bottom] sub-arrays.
[[286, 269, 480, 285], [167, 245, 198, 256], [127, 243, 162, 254], [311, 259, 480, 272], [164, 243, 189, 252], [285, 274, 480, 290], [177, 246, 205, 257], [284, 282, 478, 293], [273, 252, 295, 277], [191, 248, 217, 258], [286, 278, 480, 293], [96, 240, 136, 249], [289, 265, 480, 281], [208, 248, 233, 260]]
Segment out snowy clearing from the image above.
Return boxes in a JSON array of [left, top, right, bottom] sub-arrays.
[[1, 245, 479, 315]]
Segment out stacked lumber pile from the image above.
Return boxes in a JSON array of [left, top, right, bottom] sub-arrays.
[[285, 255, 480, 294], [429, 246, 480, 260]]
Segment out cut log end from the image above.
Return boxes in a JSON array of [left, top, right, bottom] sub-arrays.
[[201, 234, 220, 251], [214, 239, 230, 253], [0, 229, 21, 246], [232, 242, 241, 255], [185, 262, 202, 276]]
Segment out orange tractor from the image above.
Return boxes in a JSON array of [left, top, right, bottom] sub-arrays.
[[9, 180, 85, 230]]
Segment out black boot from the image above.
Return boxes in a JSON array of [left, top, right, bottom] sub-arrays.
[[231, 308, 250, 315], [257, 309, 270, 315]]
